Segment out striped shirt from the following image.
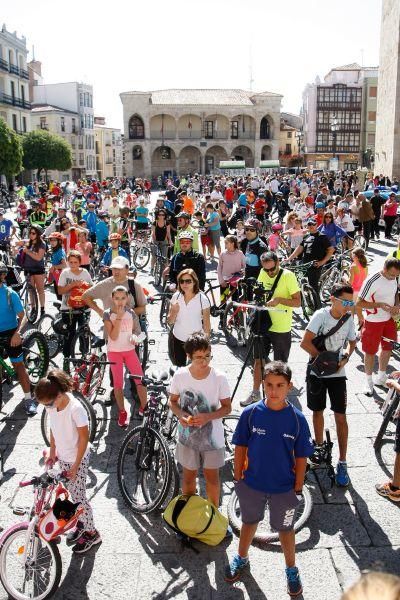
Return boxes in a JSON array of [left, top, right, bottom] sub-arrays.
[[358, 272, 398, 322]]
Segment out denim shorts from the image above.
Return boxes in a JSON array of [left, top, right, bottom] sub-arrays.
[[175, 442, 225, 470], [235, 479, 300, 530]]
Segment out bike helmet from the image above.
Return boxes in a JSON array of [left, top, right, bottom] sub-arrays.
[[109, 233, 121, 241], [48, 232, 64, 240], [0, 262, 8, 274], [244, 217, 261, 231], [271, 223, 283, 232], [178, 230, 194, 241], [315, 202, 325, 209], [29, 224, 43, 236], [176, 211, 190, 220]]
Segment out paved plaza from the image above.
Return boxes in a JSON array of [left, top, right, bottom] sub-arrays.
[[0, 222, 400, 599]]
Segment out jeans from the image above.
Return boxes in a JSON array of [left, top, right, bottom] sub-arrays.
[[61, 311, 87, 357], [371, 216, 381, 238], [362, 220, 372, 248], [384, 215, 396, 238], [307, 265, 322, 309]]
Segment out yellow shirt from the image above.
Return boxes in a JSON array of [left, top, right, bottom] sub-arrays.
[[257, 269, 300, 333]]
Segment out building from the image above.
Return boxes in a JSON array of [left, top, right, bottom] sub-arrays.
[[30, 104, 81, 181], [279, 116, 302, 167], [119, 89, 282, 178], [0, 24, 31, 134], [30, 66, 96, 179], [94, 117, 123, 180], [375, 0, 400, 179], [301, 63, 378, 171]]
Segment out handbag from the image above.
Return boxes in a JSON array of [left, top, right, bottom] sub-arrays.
[[310, 312, 351, 377], [250, 269, 284, 334]]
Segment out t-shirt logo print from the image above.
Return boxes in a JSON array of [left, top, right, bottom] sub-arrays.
[[252, 425, 266, 436], [179, 389, 216, 451]]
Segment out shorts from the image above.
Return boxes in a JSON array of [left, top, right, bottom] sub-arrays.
[[136, 222, 149, 231], [307, 374, 347, 414], [209, 229, 221, 246], [235, 480, 300, 530], [24, 269, 45, 276], [253, 331, 291, 362], [361, 319, 397, 355], [0, 327, 23, 363], [395, 418, 400, 454], [175, 442, 225, 470]]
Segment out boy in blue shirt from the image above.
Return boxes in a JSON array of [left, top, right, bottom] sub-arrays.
[[225, 361, 314, 597]]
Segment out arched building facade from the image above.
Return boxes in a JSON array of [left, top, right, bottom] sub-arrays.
[[120, 89, 282, 178]]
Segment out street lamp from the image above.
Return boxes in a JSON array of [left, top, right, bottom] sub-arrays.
[[295, 130, 303, 173], [331, 116, 340, 164]]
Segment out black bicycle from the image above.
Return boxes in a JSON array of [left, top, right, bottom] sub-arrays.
[[374, 338, 400, 450]]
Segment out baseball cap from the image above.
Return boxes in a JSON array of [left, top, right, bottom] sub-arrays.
[[307, 218, 317, 226], [110, 256, 130, 269]]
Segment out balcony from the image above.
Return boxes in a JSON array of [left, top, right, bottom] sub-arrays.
[[316, 145, 360, 153], [0, 57, 8, 72], [317, 101, 361, 110], [0, 93, 31, 110], [9, 64, 19, 75], [149, 131, 255, 141], [20, 68, 29, 80], [317, 123, 361, 132]]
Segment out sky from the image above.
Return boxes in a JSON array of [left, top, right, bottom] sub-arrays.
[[3, 0, 382, 130]]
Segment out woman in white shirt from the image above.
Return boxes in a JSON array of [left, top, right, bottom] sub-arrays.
[[167, 269, 211, 367]]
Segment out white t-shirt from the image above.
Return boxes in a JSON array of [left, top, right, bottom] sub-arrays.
[[170, 366, 230, 451], [171, 291, 210, 341], [58, 268, 92, 310], [358, 272, 398, 322], [46, 393, 89, 463]]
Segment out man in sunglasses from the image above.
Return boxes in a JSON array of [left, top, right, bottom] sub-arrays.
[[300, 283, 357, 487], [240, 218, 267, 280]]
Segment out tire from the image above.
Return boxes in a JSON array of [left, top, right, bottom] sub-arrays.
[[86, 353, 107, 403], [159, 296, 171, 328], [117, 425, 173, 513], [136, 336, 149, 371], [132, 246, 151, 270], [223, 303, 246, 347], [354, 234, 367, 250], [223, 415, 239, 472], [0, 523, 62, 600], [22, 329, 49, 386], [36, 314, 60, 359], [0, 364, 3, 413], [228, 486, 313, 543], [23, 282, 39, 324], [301, 283, 318, 323], [70, 325, 92, 361], [373, 389, 400, 451], [154, 259, 162, 287], [319, 268, 339, 304], [41, 391, 97, 447]]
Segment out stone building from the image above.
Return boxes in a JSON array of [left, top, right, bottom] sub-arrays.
[[0, 24, 31, 134], [94, 116, 123, 180], [374, 0, 400, 178], [120, 89, 282, 178], [279, 116, 302, 167]]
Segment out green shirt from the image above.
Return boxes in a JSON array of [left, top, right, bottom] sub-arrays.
[[257, 268, 300, 333]]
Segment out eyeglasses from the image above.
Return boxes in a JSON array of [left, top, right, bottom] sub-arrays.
[[179, 279, 193, 284], [333, 298, 355, 307], [192, 354, 213, 362], [324, 216, 333, 219], [245, 227, 256, 232], [263, 265, 277, 273]]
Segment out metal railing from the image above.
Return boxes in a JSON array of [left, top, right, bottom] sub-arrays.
[[0, 59, 29, 79], [0, 93, 30, 109], [0, 58, 8, 71]]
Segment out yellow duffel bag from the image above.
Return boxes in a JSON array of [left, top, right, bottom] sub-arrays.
[[163, 494, 228, 546]]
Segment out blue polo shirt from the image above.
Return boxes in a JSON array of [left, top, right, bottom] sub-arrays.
[[0, 219, 14, 241], [0, 284, 24, 332]]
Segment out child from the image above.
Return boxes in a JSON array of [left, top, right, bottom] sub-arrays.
[[48, 232, 67, 298], [103, 285, 147, 426], [75, 230, 93, 271], [267, 223, 284, 251], [349, 248, 368, 328], [35, 370, 101, 554], [16, 197, 28, 236], [194, 210, 212, 258], [235, 219, 246, 244], [225, 361, 314, 597], [283, 217, 306, 249], [100, 233, 130, 275]]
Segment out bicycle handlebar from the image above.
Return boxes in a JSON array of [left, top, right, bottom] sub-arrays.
[[66, 357, 116, 365], [128, 374, 169, 386], [382, 336, 400, 350]]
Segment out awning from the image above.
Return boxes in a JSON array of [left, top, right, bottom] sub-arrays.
[[259, 160, 280, 168], [219, 161, 246, 169]]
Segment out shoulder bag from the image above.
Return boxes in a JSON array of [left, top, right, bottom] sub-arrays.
[[310, 312, 351, 377]]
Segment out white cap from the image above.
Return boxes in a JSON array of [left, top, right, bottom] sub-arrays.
[[110, 256, 130, 269]]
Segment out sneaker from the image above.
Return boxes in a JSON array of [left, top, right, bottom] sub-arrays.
[[66, 521, 85, 546], [363, 379, 374, 396], [374, 373, 388, 387], [118, 409, 128, 428], [62, 359, 71, 375], [224, 554, 250, 583], [138, 407, 145, 418], [335, 461, 350, 487], [225, 525, 233, 539], [375, 481, 400, 502], [24, 399, 38, 416], [240, 390, 261, 407], [286, 566, 303, 597], [308, 444, 325, 467], [72, 530, 102, 554]]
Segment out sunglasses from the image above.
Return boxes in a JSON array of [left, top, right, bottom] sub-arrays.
[[334, 298, 355, 307], [245, 227, 256, 232], [263, 265, 277, 273], [179, 279, 193, 284], [192, 354, 213, 362], [29, 231, 37, 235]]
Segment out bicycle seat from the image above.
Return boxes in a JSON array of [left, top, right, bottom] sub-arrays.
[[53, 301, 62, 309], [150, 370, 169, 382], [92, 337, 105, 349]]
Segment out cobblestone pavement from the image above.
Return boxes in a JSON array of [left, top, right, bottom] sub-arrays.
[[0, 204, 400, 599]]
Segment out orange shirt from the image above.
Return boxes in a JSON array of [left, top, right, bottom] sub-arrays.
[[183, 196, 194, 215]]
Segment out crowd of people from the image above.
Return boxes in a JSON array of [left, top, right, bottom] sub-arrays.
[[1, 169, 400, 596]]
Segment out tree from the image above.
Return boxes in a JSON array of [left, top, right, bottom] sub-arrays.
[[22, 130, 72, 180], [0, 118, 23, 178]]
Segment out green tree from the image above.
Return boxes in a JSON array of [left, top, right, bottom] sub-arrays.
[[22, 129, 72, 180], [0, 117, 23, 178]]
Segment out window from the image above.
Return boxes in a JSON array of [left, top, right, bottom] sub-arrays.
[[368, 111, 376, 122], [285, 143, 292, 155], [260, 117, 270, 139], [71, 137, 76, 148], [22, 116, 26, 133], [204, 121, 214, 139], [12, 114, 17, 131], [369, 86, 377, 98], [21, 85, 25, 103], [40, 117, 47, 130], [61, 117, 65, 132], [129, 115, 145, 139], [84, 92, 89, 107], [80, 115, 84, 128], [287, 132, 292, 138], [72, 118, 76, 134], [80, 93, 84, 106], [367, 133, 375, 146], [10, 81, 15, 100], [230, 121, 238, 139]]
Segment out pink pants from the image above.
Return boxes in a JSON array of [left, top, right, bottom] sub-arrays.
[[108, 350, 143, 389]]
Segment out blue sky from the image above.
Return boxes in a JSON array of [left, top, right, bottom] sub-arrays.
[[3, 0, 382, 129]]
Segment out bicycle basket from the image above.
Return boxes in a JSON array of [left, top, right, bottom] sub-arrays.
[[38, 492, 83, 542]]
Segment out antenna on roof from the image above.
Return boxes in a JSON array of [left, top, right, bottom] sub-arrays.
[[32, 44, 35, 60], [249, 45, 254, 91], [361, 48, 364, 67]]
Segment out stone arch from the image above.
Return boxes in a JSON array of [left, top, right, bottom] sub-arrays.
[[150, 114, 176, 140], [179, 146, 201, 173], [152, 146, 177, 176], [231, 145, 254, 167], [203, 114, 230, 140], [128, 114, 145, 140], [261, 145, 272, 160], [231, 114, 256, 139], [260, 115, 274, 140], [177, 114, 202, 140], [205, 145, 228, 174]]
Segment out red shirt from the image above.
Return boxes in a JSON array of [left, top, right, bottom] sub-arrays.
[[254, 198, 266, 215]]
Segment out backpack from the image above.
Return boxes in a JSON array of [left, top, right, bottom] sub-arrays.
[[15, 247, 26, 268], [163, 494, 228, 548]]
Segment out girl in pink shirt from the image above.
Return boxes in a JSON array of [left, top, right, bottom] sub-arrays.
[[350, 248, 368, 328], [75, 231, 92, 270]]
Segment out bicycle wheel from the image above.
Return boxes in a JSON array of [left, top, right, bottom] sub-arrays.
[[319, 268, 339, 304], [0, 523, 62, 600], [40, 391, 97, 447], [223, 303, 246, 347], [23, 282, 39, 324], [228, 486, 313, 543], [0, 364, 3, 413], [223, 414, 239, 473], [117, 425, 173, 513], [36, 314, 60, 359], [70, 325, 92, 361], [136, 337, 149, 371], [132, 246, 150, 270], [159, 295, 171, 328], [22, 330, 49, 386], [373, 389, 400, 451], [86, 353, 107, 403], [354, 234, 367, 250], [153, 258, 163, 287], [301, 283, 318, 323]]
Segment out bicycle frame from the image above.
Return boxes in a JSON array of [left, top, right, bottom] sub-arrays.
[[0, 355, 16, 379]]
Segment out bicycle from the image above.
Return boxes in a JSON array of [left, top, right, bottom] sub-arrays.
[[285, 261, 319, 323], [318, 251, 351, 304], [222, 280, 252, 347], [374, 338, 400, 451], [150, 242, 168, 287], [131, 228, 151, 270], [36, 304, 93, 360], [0, 465, 75, 600], [18, 271, 39, 324], [0, 330, 49, 412]]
